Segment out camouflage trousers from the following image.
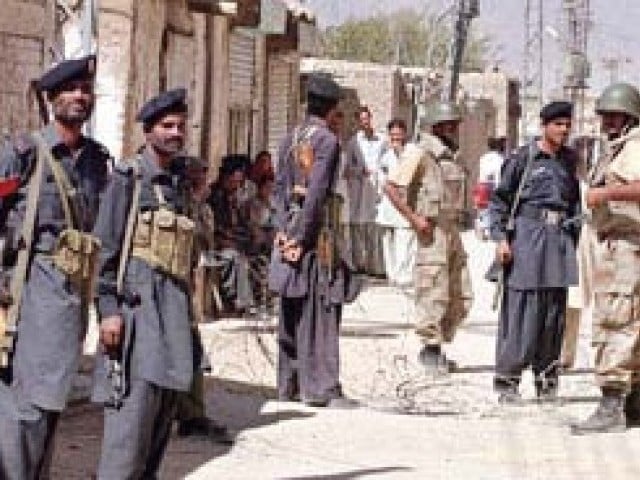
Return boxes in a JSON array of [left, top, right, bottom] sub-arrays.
[[414, 225, 472, 345], [592, 238, 640, 391]]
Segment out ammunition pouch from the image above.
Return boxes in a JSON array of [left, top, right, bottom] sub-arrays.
[[131, 206, 195, 283], [50, 228, 101, 299]]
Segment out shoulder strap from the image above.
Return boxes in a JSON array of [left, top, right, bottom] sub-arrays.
[[153, 184, 168, 206], [6, 142, 46, 332], [116, 159, 142, 296], [31, 133, 77, 229], [506, 142, 536, 230]]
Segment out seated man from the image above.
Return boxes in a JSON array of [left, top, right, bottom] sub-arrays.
[[208, 162, 254, 313], [246, 173, 277, 309], [247, 173, 276, 256]]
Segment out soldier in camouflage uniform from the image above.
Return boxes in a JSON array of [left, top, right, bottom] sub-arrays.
[[572, 83, 640, 434], [384, 101, 473, 372]]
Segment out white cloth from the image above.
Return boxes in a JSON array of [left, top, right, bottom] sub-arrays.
[[376, 145, 412, 228], [478, 151, 505, 185], [381, 227, 416, 286], [346, 131, 387, 224]]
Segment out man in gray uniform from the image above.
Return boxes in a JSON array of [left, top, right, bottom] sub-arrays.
[[0, 55, 111, 479], [489, 101, 581, 402], [92, 88, 196, 477], [269, 75, 358, 408]]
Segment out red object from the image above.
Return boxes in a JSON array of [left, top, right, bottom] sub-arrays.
[[472, 182, 492, 209], [0, 176, 21, 198]]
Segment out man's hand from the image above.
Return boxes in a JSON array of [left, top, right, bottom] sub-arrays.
[[281, 237, 303, 263], [275, 233, 303, 263], [496, 240, 513, 265], [586, 187, 608, 209], [412, 214, 433, 238], [100, 315, 124, 353]]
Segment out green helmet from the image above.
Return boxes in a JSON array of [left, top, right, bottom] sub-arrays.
[[595, 83, 640, 120], [423, 100, 463, 127]]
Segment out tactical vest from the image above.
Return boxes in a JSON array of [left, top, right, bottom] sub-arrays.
[[131, 184, 195, 283], [414, 145, 466, 222], [439, 158, 466, 216], [591, 143, 640, 238]]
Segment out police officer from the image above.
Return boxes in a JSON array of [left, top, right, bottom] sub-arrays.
[[384, 101, 473, 373], [572, 83, 640, 434], [269, 74, 359, 408], [91, 88, 197, 476], [489, 101, 581, 402], [0, 55, 111, 479]]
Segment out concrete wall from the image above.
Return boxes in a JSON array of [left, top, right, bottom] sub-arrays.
[[300, 58, 413, 141], [459, 71, 520, 150], [0, 0, 56, 137], [95, 0, 230, 169]]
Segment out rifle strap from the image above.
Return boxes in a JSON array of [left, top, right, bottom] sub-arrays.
[[6, 139, 46, 333], [506, 141, 536, 228], [116, 158, 142, 297], [32, 132, 78, 229]]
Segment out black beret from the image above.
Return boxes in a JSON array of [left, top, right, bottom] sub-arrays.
[[540, 101, 573, 124], [307, 74, 342, 101], [37, 55, 96, 92], [136, 88, 188, 125]]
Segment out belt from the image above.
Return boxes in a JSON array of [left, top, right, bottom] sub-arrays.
[[518, 205, 567, 226]]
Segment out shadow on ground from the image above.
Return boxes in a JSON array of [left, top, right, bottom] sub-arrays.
[[50, 377, 313, 479], [281, 466, 414, 479]]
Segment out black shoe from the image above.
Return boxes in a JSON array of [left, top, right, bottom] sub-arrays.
[[177, 417, 235, 445], [624, 387, 640, 428], [571, 391, 626, 435], [535, 378, 559, 402], [496, 386, 522, 405], [418, 345, 453, 374]]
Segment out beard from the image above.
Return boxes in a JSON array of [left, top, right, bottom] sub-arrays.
[[53, 99, 93, 125], [150, 136, 184, 157]]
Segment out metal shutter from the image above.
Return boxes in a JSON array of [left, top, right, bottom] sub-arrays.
[[229, 29, 255, 109]]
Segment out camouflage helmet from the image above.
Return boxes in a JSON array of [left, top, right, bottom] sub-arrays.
[[423, 100, 463, 127], [595, 83, 640, 120]]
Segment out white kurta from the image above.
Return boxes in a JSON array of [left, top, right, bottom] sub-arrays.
[[377, 145, 417, 285]]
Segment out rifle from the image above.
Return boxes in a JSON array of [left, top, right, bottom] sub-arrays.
[[491, 141, 536, 311], [106, 356, 124, 408]]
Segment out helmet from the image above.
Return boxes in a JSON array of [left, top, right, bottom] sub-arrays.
[[423, 100, 463, 127], [595, 83, 640, 120]]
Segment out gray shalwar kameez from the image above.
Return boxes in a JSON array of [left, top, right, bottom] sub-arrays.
[[269, 116, 357, 403], [0, 125, 110, 479], [91, 149, 194, 479], [489, 142, 580, 392]]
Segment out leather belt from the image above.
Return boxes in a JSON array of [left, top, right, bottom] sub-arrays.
[[518, 205, 567, 226]]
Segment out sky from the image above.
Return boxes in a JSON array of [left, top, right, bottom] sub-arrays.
[[304, 0, 640, 97]]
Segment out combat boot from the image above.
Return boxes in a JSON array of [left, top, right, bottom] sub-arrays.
[[624, 386, 640, 428], [571, 388, 626, 435], [418, 345, 453, 374]]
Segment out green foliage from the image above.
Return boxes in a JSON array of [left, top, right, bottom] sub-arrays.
[[320, 8, 489, 71]]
